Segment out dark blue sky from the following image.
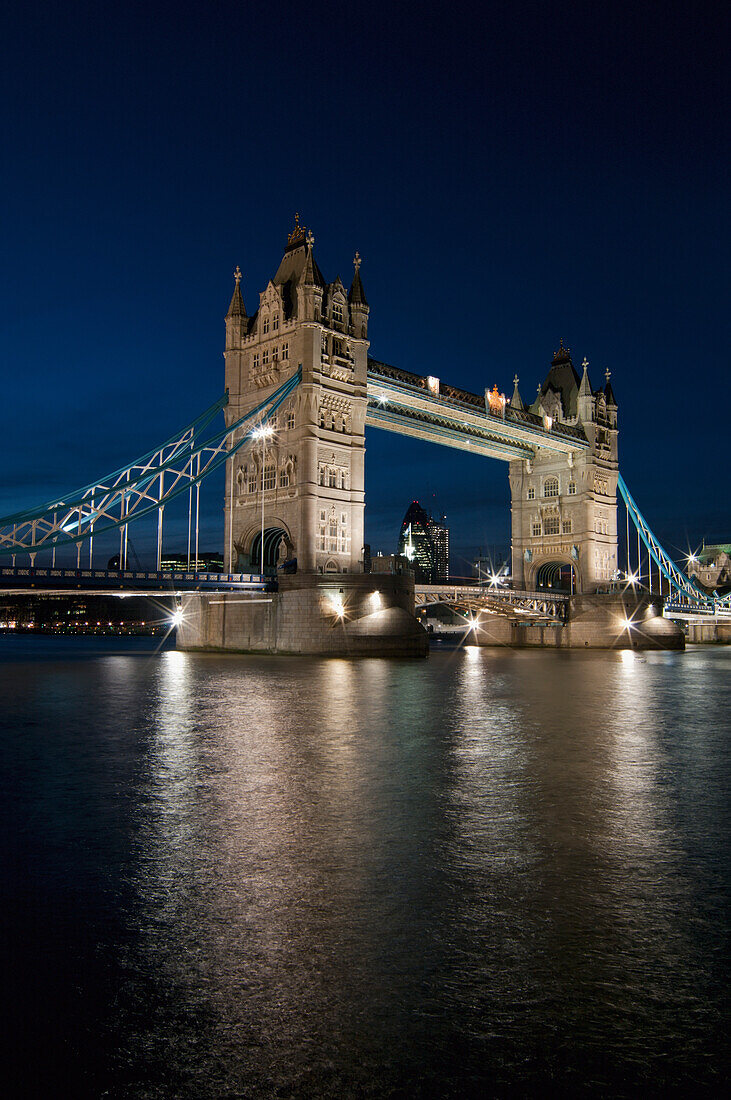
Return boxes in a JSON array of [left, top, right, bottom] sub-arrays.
[[2, 1, 728, 572]]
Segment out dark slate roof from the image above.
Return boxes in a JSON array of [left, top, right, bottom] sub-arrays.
[[540, 350, 582, 419], [226, 282, 246, 318], [604, 380, 617, 405], [348, 267, 368, 306]]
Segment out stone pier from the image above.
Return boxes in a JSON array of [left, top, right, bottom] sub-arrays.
[[464, 592, 685, 650], [176, 573, 428, 657]]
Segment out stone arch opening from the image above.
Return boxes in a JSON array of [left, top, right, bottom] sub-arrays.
[[535, 560, 577, 594], [248, 526, 293, 575]]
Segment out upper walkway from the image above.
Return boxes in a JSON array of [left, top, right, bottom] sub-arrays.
[[366, 359, 588, 461]]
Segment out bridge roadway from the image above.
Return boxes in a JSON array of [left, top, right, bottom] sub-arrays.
[[0, 565, 268, 596], [366, 359, 588, 461], [414, 583, 570, 624]]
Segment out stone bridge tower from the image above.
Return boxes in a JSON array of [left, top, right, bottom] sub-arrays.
[[509, 343, 619, 593], [223, 218, 369, 574]]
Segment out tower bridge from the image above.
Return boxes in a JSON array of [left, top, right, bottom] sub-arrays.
[[1, 217, 726, 653]]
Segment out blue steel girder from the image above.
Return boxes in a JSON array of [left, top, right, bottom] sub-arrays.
[[618, 473, 729, 611], [0, 368, 301, 559], [366, 367, 587, 460]]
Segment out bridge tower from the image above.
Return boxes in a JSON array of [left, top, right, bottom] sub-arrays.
[[509, 343, 619, 593], [223, 217, 369, 574]]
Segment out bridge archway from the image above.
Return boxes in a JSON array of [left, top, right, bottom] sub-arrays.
[[533, 559, 578, 594], [246, 525, 293, 575]]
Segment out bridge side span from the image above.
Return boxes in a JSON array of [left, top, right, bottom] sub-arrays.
[[0, 368, 301, 564]]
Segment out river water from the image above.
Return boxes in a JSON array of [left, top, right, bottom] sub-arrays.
[[1, 637, 729, 1097]]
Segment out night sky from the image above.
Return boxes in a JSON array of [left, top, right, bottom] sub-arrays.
[[2, 2, 728, 574]]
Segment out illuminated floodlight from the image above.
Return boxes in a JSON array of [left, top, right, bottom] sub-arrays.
[[370, 590, 381, 608], [170, 608, 184, 627], [329, 596, 345, 619], [622, 616, 633, 630], [625, 571, 638, 586], [377, 393, 388, 405], [251, 422, 275, 441]]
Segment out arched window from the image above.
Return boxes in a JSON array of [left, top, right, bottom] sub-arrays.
[[567, 481, 576, 495], [544, 477, 559, 498], [262, 464, 276, 491]]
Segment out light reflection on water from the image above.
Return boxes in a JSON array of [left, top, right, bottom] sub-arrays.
[[1, 638, 729, 1097]]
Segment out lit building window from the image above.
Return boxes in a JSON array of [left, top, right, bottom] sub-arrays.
[[544, 477, 559, 498], [568, 481, 576, 495], [527, 486, 535, 500]]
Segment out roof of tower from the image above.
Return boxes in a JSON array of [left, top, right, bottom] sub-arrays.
[[604, 379, 617, 405], [226, 265, 247, 318], [510, 374, 524, 411], [271, 220, 326, 318], [284, 212, 307, 253], [348, 252, 368, 306], [539, 340, 582, 418]]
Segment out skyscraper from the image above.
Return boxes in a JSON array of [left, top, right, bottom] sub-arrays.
[[397, 501, 449, 583], [427, 515, 449, 583]]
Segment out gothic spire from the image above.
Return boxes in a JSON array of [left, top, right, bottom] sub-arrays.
[[348, 251, 368, 306], [510, 374, 524, 411], [604, 366, 617, 406], [579, 356, 592, 396], [226, 265, 247, 318]]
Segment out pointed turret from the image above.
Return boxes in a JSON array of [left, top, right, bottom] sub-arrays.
[[348, 251, 368, 306], [226, 265, 247, 319], [577, 356, 595, 424], [604, 367, 617, 407], [225, 265, 247, 355], [348, 251, 369, 339], [510, 374, 524, 411]]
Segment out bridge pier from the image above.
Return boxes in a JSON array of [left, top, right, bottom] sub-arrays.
[[176, 573, 428, 657], [464, 592, 684, 650]]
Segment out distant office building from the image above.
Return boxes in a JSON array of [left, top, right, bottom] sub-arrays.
[[160, 552, 225, 572], [397, 500, 449, 583], [427, 515, 449, 583]]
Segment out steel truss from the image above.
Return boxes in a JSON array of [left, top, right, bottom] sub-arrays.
[[0, 368, 301, 562], [415, 584, 568, 624], [618, 473, 730, 614]]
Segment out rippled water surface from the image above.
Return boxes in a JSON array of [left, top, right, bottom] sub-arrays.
[[1, 636, 729, 1097]]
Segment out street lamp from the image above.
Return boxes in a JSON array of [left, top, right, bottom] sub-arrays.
[[252, 422, 274, 575]]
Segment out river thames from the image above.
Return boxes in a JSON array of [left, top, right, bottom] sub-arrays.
[[2, 637, 729, 1097]]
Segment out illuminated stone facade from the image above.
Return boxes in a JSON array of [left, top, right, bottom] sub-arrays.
[[509, 344, 619, 593], [223, 218, 368, 574]]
